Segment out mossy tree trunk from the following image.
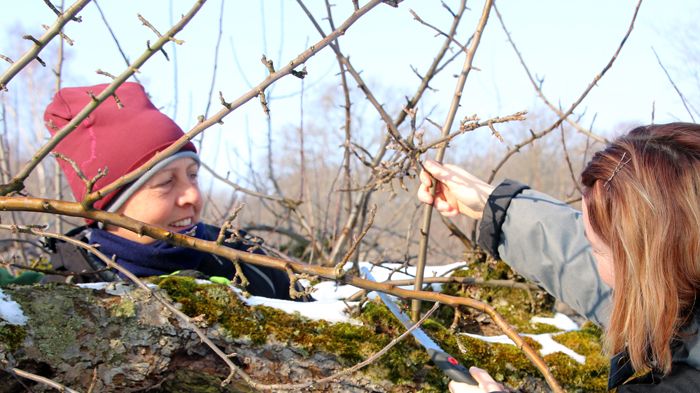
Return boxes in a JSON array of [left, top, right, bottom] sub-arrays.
[[0, 282, 411, 393]]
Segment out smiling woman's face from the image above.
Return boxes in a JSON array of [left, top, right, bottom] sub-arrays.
[[107, 157, 202, 244], [582, 196, 615, 288]]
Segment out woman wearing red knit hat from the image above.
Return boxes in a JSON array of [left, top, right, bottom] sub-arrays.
[[44, 82, 305, 301]]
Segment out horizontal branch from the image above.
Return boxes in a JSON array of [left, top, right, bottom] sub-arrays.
[[0, 195, 560, 391]]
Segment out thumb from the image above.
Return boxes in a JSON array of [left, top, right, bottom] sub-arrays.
[[469, 367, 504, 392]]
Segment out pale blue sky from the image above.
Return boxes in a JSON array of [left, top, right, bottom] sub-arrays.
[[1, 1, 698, 172]]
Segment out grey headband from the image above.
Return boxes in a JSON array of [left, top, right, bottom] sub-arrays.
[[105, 150, 200, 215]]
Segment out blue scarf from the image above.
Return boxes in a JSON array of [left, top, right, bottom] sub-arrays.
[[89, 224, 209, 277]]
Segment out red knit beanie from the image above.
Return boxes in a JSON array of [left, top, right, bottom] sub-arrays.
[[44, 82, 196, 211]]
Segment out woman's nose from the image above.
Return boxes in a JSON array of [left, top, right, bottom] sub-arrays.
[[178, 180, 202, 206]]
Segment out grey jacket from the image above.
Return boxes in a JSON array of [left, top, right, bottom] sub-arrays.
[[477, 180, 700, 391]]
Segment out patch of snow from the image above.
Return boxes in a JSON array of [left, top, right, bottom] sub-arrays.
[[531, 313, 579, 331], [78, 281, 158, 295], [77, 282, 110, 290], [460, 312, 585, 363], [461, 332, 586, 364], [240, 261, 467, 323], [244, 296, 361, 324], [0, 288, 28, 325], [533, 334, 586, 364], [310, 281, 361, 302]]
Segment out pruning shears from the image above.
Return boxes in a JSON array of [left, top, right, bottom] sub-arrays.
[[361, 267, 478, 386]]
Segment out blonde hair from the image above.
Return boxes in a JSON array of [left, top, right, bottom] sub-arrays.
[[581, 123, 700, 374]]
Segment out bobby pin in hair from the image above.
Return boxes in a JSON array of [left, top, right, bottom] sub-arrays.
[[603, 152, 632, 189]]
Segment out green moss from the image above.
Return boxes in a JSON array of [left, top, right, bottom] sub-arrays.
[[0, 324, 27, 352], [440, 263, 556, 334], [554, 322, 604, 356], [156, 277, 447, 390], [109, 298, 136, 318], [436, 262, 610, 391], [547, 323, 609, 391], [156, 276, 610, 391]]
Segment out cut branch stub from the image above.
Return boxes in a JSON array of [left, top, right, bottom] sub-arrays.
[[219, 91, 231, 109], [290, 66, 307, 79], [42, 0, 82, 22], [258, 90, 270, 117], [261, 54, 275, 74]]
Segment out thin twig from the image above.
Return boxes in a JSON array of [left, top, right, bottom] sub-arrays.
[[1, 364, 81, 393], [303, 301, 442, 387], [559, 113, 583, 194], [0, 0, 90, 91], [87, 367, 98, 393], [203, 0, 226, 118], [493, 3, 608, 144], [215, 204, 245, 245], [0, 0, 207, 198], [200, 162, 299, 205], [137, 13, 184, 45], [334, 205, 377, 277], [651, 46, 699, 122], [413, 0, 494, 323], [487, 0, 642, 184], [53, 153, 108, 207], [439, 214, 474, 250], [93, 0, 142, 84], [42, 24, 74, 46], [42, 0, 82, 21], [409, 9, 468, 53], [96, 69, 117, 79]]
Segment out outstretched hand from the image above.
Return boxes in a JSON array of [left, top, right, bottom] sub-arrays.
[[449, 367, 506, 393], [417, 160, 495, 220]]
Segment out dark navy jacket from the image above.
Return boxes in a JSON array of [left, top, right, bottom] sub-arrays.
[[45, 224, 305, 301]]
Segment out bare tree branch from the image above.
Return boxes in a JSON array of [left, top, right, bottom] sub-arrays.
[[0, 0, 89, 91], [0, 0, 207, 198], [413, 0, 494, 323], [1, 363, 81, 393], [487, 0, 643, 184], [0, 195, 562, 392], [652, 46, 699, 122], [493, 3, 608, 144], [77, 0, 384, 208]]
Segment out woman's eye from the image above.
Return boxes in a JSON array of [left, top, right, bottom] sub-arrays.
[[154, 177, 174, 188]]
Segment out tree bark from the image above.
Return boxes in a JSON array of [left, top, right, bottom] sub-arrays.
[[0, 283, 409, 392]]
